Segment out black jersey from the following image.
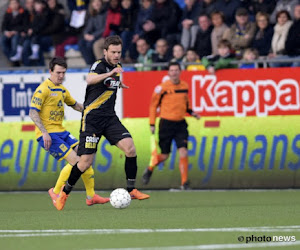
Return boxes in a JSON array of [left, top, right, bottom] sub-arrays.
[[83, 58, 122, 117]]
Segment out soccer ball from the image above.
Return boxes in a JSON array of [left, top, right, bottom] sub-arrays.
[[110, 188, 131, 209]]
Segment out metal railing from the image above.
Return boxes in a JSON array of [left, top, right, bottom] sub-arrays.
[[0, 57, 300, 73]]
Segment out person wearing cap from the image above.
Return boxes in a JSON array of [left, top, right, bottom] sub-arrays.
[[223, 7, 256, 58]]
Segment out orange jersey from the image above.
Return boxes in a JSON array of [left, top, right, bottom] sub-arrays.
[[149, 80, 192, 125]]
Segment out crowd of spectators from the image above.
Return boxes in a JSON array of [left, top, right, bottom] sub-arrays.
[[1, 0, 300, 71]]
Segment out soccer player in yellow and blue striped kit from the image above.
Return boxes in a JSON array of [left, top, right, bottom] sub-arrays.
[[29, 57, 109, 208]]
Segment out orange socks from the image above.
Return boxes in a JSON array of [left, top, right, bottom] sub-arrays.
[[148, 154, 165, 171], [179, 157, 188, 185]]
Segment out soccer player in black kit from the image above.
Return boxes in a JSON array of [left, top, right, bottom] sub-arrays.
[[56, 35, 149, 210]]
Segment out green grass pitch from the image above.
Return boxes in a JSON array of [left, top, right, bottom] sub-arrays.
[[0, 190, 300, 250]]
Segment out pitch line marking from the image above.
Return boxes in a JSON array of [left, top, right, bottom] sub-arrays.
[[0, 226, 300, 237], [96, 241, 300, 250]]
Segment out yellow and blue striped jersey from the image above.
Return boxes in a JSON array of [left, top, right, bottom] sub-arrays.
[[30, 78, 76, 138]]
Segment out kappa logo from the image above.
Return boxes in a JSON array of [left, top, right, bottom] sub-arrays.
[[192, 75, 300, 117], [106, 67, 110, 72]]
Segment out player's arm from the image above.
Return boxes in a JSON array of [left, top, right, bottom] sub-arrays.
[[186, 88, 200, 119], [86, 67, 124, 85], [149, 85, 163, 134], [29, 109, 52, 150], [72, 102, 83, 112], [29, 87, 52, 150], [64, 89, 83, 112]]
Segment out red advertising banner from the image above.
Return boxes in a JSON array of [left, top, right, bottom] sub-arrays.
[[122, 67, 300, 118]]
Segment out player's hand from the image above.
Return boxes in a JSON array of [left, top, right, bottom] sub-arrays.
[[42, 132, 52, 151], [110, 67, 124, 76], [119, 82, 129, 89], [192, 112, 200, 120], [150, 125, 155, 134]]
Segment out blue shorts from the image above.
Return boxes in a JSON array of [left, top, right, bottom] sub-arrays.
[[37, 131, 79, 161]]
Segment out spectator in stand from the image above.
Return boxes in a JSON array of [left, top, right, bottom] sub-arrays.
[[251, 12, 273, 56], [285, 4, 300, 67], [223, 7, 256, 58], [210, 11, 229, 55], [20, 0, 34, 66], [193, 14, 213, 59], [131, 0, 153, 60], [185, 48, 205, 71], [170, 44, 186, 68], [268, 10, 293, 67], [51, 0, 81, 58], [239, 48, 259, 69], [198, 0, 217, 16], [78, 0, 107, 64], [214, 0, 242, 26], [245, 0, 276, 19], [202, 39, 236, 74], [93, 0, 121, 60], [110, 0, 138, 61], [180, 0, 201, 51], [24, 0, 51, 65], [132, 0, 153, 43], [39, 0, 66, 58], [136, 38, 154, 71], [1, 0, 27, 65], [142, 0, 182, 47], [62, 0, 90, 57], [68, 0, 90, 11], [151, 38, 171, 70], [270, 0, 299, 24]]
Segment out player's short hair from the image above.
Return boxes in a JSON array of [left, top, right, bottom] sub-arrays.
[[49, 57, 68, 71], [104, 35, 123, 50], [168, 61, 181, 70]]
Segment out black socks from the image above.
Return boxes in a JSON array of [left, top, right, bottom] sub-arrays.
[[63, 163, 83, 195], [125, 156, 137, 192]]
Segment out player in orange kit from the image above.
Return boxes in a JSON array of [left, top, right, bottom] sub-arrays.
[[142, 61, 200, 189]]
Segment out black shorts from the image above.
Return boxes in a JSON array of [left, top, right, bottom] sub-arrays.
[[78, 115, 131, 156], [159, 118, 188, 154]]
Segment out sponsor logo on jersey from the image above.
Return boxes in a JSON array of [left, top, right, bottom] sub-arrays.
[[49, 110, 64, 121], [104, 77, 120, 89], [31, 97, 42, 106], [85, 135, 100, 149]]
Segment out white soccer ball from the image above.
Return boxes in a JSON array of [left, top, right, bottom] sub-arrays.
[[110, 188, 131, 209]]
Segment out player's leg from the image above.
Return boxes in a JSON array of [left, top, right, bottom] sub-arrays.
[[116, 137, 150, 200], [71, 145, 109, 205], [81, 165, 110, 206], [52, 150, 78, 195], [174, 119, 190, 190], [56, 154, 94, 210], [66, 145, 109, 204], [178, 147, 189, 189], [56, 131, 100, 210], [37, 133, 76, 207], [142, 119, 173, 184], [51, 131, 79, 192]]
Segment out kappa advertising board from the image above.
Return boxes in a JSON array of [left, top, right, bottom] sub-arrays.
[[122, 67, 300, 118], [0, 117, 299, 190]]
